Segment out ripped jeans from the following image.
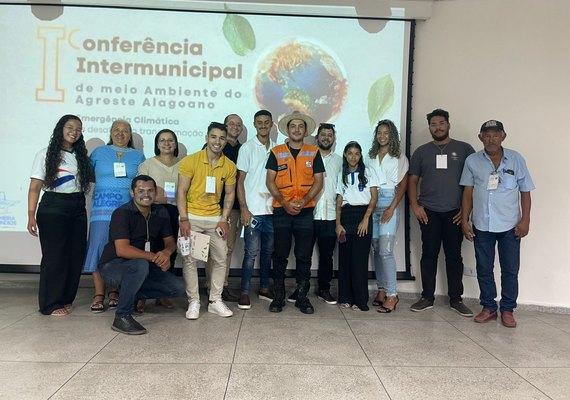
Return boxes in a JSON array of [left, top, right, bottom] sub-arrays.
[[372, 188, 399, 296]]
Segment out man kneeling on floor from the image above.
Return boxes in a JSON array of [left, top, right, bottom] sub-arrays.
[[98, 175, 185, 335]]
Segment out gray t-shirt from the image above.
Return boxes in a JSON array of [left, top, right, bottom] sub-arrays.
[[409, 139, 475, 212]]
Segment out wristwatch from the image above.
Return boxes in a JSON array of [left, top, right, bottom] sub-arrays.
[[220, 215, 231, 224]]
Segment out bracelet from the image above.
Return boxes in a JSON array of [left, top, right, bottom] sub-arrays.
[[179, 217, 189, 222]]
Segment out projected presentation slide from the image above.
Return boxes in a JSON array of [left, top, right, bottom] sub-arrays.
[[0, 4, 411, 268]]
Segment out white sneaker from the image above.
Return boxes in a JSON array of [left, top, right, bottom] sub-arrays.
[[185, 299, 200, 320], [208, 300, 233, 317]]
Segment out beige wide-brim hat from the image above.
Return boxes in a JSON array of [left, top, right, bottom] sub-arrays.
[[277, 111, 316, 136]]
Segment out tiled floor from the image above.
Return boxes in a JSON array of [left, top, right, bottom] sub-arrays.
[[1, 280, 570, 400]]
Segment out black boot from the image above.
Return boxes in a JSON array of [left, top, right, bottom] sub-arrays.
[[295, 280, 314, 314], [269, 278, 286, 313]]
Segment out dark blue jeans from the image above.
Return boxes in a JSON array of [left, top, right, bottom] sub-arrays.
[[99, 258, 185, 317], [473, 227, 520, 313], [240, 215, 274, 293]]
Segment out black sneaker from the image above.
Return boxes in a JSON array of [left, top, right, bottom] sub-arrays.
[[317, 290, 337, 305], [287, 288, 299, 303], [410, 297, 434, 312], [295, 297, 314, 314], [222, 287, 240, 302], [450, 301, 474, 317], [112, 315, 147, 335], [237, 293, 251, 310], [269, 299, 285, 313], [258, 289, 273, 302]]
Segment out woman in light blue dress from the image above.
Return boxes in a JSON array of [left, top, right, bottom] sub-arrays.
[[84, 120, 145, 312]]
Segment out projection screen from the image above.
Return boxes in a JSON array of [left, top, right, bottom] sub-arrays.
[[0, 3, 413, 276]]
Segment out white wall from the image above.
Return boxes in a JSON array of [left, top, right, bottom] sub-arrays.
[[396, 0, 570, 308]]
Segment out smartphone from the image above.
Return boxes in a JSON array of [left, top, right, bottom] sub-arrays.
[[250, 217, 259, 229], [216, 227, 224, 237], [338, 231, 347, 243]]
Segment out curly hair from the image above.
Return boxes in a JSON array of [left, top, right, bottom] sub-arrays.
[[342, 141, 368, 190], [44, 115, 94, 193], [368, 119, 401, 159]]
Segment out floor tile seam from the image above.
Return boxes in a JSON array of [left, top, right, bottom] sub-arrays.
[[46, 361, 90, 400], [230, 310, 247, 364], [230, 362, 376, 367], [510, 366, 555, 400], [374, 365, 522, 369], [0, 314, 29, 331], [445, 318, 509, 368]]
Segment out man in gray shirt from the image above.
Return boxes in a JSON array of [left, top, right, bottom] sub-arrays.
[[408, 108, 474, 316]]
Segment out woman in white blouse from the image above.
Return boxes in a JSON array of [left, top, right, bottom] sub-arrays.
[[366, 120, 409, 313]]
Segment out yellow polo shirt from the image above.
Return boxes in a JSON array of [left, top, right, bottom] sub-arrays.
[[178, 149, 237, 217]]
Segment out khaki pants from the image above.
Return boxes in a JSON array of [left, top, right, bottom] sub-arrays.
[[205, 208, 241, 288], [183, 218, 228, 302]]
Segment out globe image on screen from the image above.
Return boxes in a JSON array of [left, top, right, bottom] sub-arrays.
[[254, 40, 348, 126]]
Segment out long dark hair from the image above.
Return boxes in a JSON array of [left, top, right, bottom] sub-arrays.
[[368, 119, 401, 159], [44, 114, 94, 193], [342, 141, 368, 190], [154, 129, 179, 157]]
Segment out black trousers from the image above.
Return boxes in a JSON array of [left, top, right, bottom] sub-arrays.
[[338, 206, 371, 309], [162, 203, 180, 273], [272, 208, 314, 282], [36, 192, 87, 314], [313, 220, 337, 291], [419, 208, 464, 302]]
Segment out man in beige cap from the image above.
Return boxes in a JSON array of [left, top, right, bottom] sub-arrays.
[[265, 111, 324, 314]]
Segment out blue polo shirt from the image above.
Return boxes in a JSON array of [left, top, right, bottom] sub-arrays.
[[460, 148, 535, 232]]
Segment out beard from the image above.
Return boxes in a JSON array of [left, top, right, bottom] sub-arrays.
[[318, 142, 333, 151], [431, 131, 449, 142]]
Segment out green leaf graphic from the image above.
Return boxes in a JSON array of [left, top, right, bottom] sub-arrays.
[[223, 14, 256, 56], [367, 75, 395, 124]]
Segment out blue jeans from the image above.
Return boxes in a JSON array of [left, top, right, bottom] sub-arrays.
[[473, 227, 520, 313], [99, 258, 185, 317], [372, 189, 398, 296], [240, 215, 274, 293]]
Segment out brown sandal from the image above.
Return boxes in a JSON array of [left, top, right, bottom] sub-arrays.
[[136, 299, 146, 313], [372, 290, 387, 307], [90, 294, 105, 313], [108, 290, 119, 309], [377, 295, 399, 313]]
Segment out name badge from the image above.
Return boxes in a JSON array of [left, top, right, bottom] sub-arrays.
[[206, 176, 216, 193], [487, 173, 499, 190], [144, 241, 150, 252], [113, 162, 127, 177], [436, 154, 447, 169], [164, 181, 176, 200]]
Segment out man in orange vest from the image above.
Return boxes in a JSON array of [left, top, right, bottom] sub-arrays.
[[266, 111, 324, 313]]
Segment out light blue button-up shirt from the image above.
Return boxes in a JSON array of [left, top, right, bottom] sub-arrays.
[[460, 148, 535, 232]]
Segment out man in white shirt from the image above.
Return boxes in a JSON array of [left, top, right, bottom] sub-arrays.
[[235, 110, 276, 309], [288, 123, 341, 305]]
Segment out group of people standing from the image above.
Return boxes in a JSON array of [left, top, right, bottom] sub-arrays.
[[27, 107, 533, 334]]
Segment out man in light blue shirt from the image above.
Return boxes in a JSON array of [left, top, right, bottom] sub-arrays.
[[460, 120, 534, 328]]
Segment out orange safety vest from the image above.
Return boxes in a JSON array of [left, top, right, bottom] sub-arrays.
[[271, 143, 318, 208]]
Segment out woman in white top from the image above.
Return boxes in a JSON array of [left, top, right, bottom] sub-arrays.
[[366, 120, 409, 313], [336, 141, 378, 311], [28, 115, 94, 315], [136, 129, 182, 312]]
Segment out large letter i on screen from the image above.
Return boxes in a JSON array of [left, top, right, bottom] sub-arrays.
[[35, 26, 65, 102]]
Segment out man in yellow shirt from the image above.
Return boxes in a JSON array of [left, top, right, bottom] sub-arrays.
[[177, 122, 237, 320]]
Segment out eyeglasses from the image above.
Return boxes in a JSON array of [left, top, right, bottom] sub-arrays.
[[158, 138, 175, 144], [64, 125, 83, 134]]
